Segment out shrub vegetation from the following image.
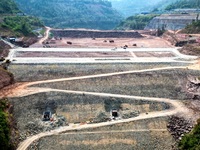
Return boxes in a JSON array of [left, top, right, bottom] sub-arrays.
[[182, 20, 200, 34], [116, 14, 157, 30], [165, 0, 199, 10], [178, 119, 200, 150], [0, 16, 43, 36], [0, 0, 20, 14], [0, 99, 12, 150]]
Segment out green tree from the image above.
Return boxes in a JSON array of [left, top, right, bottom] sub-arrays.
[[0, 100, 10, 150], [179, 119, 200, 150], [0, 0, 20, 14], [116, 14, 157, 30]]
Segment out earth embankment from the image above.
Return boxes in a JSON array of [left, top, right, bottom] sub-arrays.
[[0, 67, 14, 89], [51, 29, 143, 38]]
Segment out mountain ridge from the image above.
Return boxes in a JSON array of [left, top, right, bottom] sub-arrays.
[[14, 0, 123, 30], [109, 0, 176, 17]]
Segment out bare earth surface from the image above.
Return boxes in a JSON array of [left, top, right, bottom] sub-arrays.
[[32, 36, 173, 48], [31, 28, 173, 49], [0, 66, 196, 150], [2, 28, 200, 150]]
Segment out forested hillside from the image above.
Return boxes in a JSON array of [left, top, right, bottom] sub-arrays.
[[116, 14, 157, 30], [109, 0, 175, 17], [0, 0, 20, 14], [182, 20, 200, 33], [0, 16, 43, 37], [14, 0, 123, 30], [165, 0, 200, 10], [114, 0, 199, 30], [0, 0, 43, 37]]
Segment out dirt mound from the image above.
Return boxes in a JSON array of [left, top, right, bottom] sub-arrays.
[[179, 44, 200, 56], [0, 67, 14, 89], [0, 41, 10, 57]]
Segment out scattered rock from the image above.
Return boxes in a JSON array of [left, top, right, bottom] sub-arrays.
[[186, 75, 200, 100], [22, 114, 68, 140], [167, 116, 193, 141], [122, 111, 140, 119]]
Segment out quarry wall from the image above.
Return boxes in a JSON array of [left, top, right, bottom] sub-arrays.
[[145, 14, 197, 30]]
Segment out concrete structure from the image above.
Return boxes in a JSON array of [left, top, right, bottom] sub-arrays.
[[145, 14, 197, 30], [7, 47, 197, 64]]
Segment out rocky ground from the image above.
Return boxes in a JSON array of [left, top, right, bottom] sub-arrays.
[[19, 114, 68, 142], [2, 29, 200, 149], [186, 75, 200, 99], [37, 69, 199, 100], [9, 91, 170, 140], [30, 117, 175, 150], [167, 116, 194, 141]]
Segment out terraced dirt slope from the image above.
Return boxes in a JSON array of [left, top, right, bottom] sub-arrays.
[[1, 43, 199, 150], [37, 118, 173, 150], [0, 61, 197, 150]]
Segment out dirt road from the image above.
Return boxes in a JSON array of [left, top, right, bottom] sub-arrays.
[[16, 89, 190, 150], [39, 27, 51, 44], [0, 66, 187, 98], [3, 65, 192, 150]]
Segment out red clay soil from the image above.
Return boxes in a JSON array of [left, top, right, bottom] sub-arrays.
[[179, 43, 200, 56], [0, 41, 10, 57], [43, 36, 172, 48], [0, 67, 14, 89]]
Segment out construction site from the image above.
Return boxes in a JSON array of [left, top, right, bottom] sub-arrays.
[[0, 28, 200, 150]]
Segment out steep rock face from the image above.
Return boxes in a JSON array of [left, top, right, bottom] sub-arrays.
[[0, 67, 14, 89], [186, 75, 200, 99], [14, 0, 123, 30], [145, 14, 197, 30]]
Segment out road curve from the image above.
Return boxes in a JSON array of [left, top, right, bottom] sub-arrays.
[[0, 66, 186, 98], [4, 65, 190, 150], [38, 27, 51, 44], [16, 89, 190, 150]]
